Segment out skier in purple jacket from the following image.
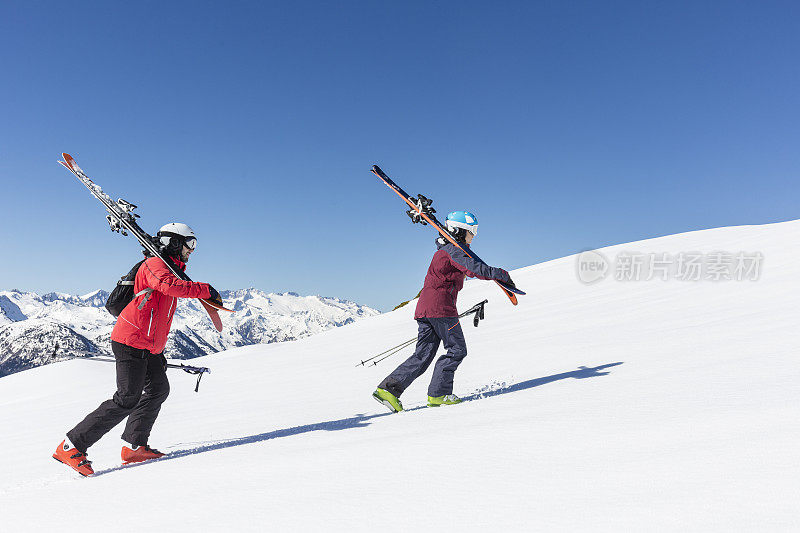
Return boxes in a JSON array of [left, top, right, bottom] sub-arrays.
[[373, 211, 514, 412]]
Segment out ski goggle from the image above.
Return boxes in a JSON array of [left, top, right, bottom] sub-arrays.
[[447, 222, 478, 237], [184, 237, 197, 250]]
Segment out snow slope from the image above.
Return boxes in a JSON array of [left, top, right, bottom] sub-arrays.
[[1, 220, 798, 531]]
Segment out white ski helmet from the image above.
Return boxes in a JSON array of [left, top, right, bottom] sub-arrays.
[[157, 222, 197, 251], [445, 211, 478, 237]]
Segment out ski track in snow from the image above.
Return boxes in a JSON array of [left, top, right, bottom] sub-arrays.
[[1, 220, 799, 531]]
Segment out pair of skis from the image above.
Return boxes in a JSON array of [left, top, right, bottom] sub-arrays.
[[371, 165, 525, 305], [58, 153, 232, 332]]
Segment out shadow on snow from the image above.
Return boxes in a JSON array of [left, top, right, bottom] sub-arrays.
[[92, 362, 623, 476], [461, 362, 624, 401]]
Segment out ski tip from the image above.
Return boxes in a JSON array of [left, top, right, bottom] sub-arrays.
[[497, 279, 525, 296], [494, 280, 521, 305], [60, 153, 85, 173], [60, 154, 74, 170], [201, 298, 234, 312]]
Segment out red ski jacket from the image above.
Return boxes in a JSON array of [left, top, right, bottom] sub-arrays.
[[111, 256, 211, 354]]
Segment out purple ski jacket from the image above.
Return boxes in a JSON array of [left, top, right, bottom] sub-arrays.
[[415, 239, 511, 319]]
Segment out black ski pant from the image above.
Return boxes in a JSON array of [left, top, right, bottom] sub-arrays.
[[378, 317, 467, 398], [67, 341, 170, 452]]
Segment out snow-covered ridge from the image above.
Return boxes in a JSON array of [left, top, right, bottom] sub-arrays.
[[0, 288, 379, 377], [1, 220, 797, 530]]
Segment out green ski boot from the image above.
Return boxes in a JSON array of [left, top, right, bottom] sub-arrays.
[[373, 388, 403, 413], [427, 394, 463, 407]]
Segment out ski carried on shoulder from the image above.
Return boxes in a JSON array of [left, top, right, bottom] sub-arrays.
[[371, 165, 524, 305], [58, 153, 232, 332]]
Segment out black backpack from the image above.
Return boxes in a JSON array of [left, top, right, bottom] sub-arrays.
[[105, 259, 147, 317]]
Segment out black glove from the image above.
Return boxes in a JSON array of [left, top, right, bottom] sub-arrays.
[[497, 269, 516, 288], [208, 285, 221, 304], [156, 353, 167, 372]]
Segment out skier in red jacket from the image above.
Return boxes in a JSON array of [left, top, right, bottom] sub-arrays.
[[53, 223, 220, 476]]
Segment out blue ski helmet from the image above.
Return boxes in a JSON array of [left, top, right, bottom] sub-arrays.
[[445, 211, 478, 237]]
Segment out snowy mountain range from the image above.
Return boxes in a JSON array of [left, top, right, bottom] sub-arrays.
[[0, 288, 380, 377]]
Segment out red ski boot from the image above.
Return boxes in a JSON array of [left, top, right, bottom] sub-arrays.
[[121, 444, 165, 464], [53, 439, 94, 477]]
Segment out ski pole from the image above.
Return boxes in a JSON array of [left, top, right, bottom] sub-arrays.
[[53, 344, 211, 392], [461, 299, 488, 328], [356, 299, 489, 367], [369, 341, 415, 366], [355, 337, 417, 367]]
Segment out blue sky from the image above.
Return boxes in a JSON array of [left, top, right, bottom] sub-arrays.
[[1, 1, 798, 311]]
